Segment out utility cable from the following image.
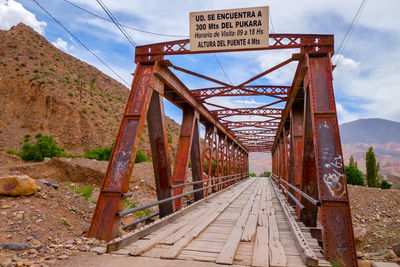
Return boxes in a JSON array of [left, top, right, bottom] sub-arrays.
[[334, 0, 368, 68], [62, 0, 188, 38], [32, 0, 130, 87], [95, 0, 137, 48]]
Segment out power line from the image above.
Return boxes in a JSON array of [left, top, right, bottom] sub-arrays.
[[32, 0, 130, 87], [95, 0, 137, 48], [269, 13, 275, 33], [62, 0, 188, 38], [212, 54, 250, 120], [334, 0, 368, 68]]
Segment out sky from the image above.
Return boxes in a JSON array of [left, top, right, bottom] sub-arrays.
[[1, 0, 399, 126]]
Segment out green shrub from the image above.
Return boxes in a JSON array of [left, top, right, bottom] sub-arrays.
[[345, 165, 364, 186], [67, 184, 94, 201], [167, 133, 172, 144], [6, 149, 18, 155], [124, 198, 136, 209], [83, 146, 113, 161], [249, 173, 257, 177], [20, 136, 63, 162], [135, 149, 148, 163], [259, 171, 271, 177], [380, 180, 392, 189]]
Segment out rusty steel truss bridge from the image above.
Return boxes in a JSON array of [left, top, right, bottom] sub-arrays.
[[87, 34, 358, 266]]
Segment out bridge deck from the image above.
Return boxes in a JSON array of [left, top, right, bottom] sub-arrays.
[[109, 178, 331, 266]]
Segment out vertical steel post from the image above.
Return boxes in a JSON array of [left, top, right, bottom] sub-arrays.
[[289, 101, 304, 215], [147, 91, 174, 217], [201, 124, 215, 197], [306, 54, 357, 266], [88, 63, 156, 241], [171, 105, 196, 211], [191, 118, 203, 201], [301, 87, 319, 226]]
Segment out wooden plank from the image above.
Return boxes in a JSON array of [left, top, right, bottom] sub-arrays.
[[242, 183, 262, 241], [216, 180, 261, 265], [160, 179, 255, 259], [107, 178, 251, 253], [241, 213, 258, 241], [252, 226, 269, 267], [270, 179, 319, 267], [267, 182, 287, 267], [128, 179, 254, 256]]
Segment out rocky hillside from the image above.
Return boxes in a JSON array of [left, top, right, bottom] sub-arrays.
[[0, 23, 180, 157]]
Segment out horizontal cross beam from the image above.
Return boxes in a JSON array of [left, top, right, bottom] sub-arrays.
[[211, 107, 283, 119], [135, 34, 334, 62], [191, 85, 289, 99], [222, 121, 280, 129]]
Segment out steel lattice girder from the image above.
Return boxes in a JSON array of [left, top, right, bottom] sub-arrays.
[[211, 107, 283, 119], [232, 129, 278, 135], [191, 85, 289, 99], [135, 34, 334, 62], [234, 135, 275, 140], [222, 120, 279, 129]]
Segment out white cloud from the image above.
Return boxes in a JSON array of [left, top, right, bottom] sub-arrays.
[[0, 0, 46, 34], [257, 49, 298, 85], [336, 102, 359, 124], [52, 37, 70, 51]]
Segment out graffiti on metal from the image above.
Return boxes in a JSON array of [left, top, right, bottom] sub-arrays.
[[322, 155, 345, 198]]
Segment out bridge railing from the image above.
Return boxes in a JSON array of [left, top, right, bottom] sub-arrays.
[[271, 173, 320, 208], [119, 173, 250, 230]]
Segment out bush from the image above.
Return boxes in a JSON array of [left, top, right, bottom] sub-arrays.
[[83, 146, 113, 161], [259, 171, 271, 177], [380, 180, 392, 189], [6, 149, 18, 155], [249, 173, 257, 177], [20, 136, 63, 162], [135, 149, 149, 163], [345, 165, 364, 186]]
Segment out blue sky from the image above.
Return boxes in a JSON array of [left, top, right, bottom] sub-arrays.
[[1, 0, 399, 126]]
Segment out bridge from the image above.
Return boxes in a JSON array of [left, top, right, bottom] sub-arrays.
[[87, 34, 357, 266]]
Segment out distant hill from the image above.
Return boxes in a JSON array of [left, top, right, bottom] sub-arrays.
[[340, 118, 400, 144], [339, 118, 400, 182], [0, 23, 180, 157]]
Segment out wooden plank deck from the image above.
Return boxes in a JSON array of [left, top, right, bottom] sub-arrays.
[[108, 178, 331, 267]]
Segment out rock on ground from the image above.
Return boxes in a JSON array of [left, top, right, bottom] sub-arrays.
[[0, 173, 38, 196]]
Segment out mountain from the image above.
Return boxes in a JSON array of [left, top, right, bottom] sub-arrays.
[[0, 23, 180, 157], [340, 118, 400, 144]]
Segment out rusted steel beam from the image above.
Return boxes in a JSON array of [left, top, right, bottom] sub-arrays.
[[171, 106, 196, 211], [211, 107, 283, 119], [232, 129, 277, 135], [169, 63, 231, 87], [153, 61, 247, 152], [147, 90, 174, 217], [289, 101, 304, 215], [88, 63, 157, 241], [306, 54, 357, 266], [300, 88, 319, 227], [191, 85, 289, 100], [135, 34, 334, 62], [190, 118, 203, 201], [201, 125, 215, 197], [222, 120, 279, 129]]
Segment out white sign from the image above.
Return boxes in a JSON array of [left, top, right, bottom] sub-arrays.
[[190, 6, 269, 52]]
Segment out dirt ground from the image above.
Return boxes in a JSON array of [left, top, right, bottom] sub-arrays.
[[348, 184, 400, 261]]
